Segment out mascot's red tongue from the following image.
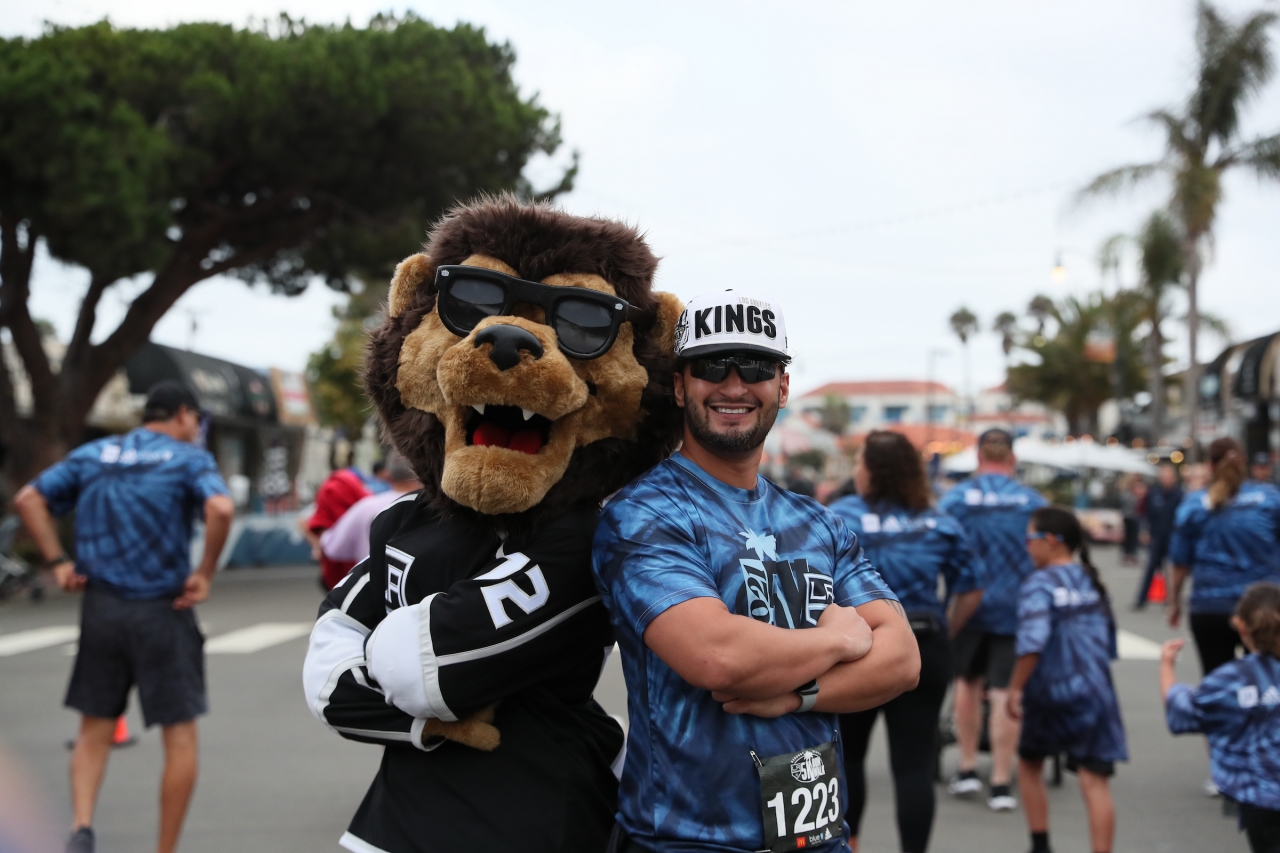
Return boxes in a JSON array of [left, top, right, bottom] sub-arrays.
[[472, 422, 543, 455]]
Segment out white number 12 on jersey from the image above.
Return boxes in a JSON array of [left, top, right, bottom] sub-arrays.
[[482, 566, 550, 628]]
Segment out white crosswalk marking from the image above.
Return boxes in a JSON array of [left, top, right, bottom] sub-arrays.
[[204, 622, 311, 654], [1117, 629, 1163, 660], [0, 626, 80, 657]]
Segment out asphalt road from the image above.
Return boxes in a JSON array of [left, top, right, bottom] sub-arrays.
[[0, 546, 1249, 853]]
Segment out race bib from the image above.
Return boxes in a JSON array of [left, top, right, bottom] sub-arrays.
[[752, 741, 841, 852]]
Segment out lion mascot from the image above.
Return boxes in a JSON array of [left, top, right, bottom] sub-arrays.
[[302, 196, 683, 853]]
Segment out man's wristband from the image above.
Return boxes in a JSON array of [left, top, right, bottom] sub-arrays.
[[44, 554, 72, 570], [795, 679, 819, 713]]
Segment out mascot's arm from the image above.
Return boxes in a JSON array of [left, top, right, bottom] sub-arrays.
[[365, 516, 610, 722], [302, 559, 440, 750]]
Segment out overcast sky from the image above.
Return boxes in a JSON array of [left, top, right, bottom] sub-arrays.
[[7, 0, 1280, 397]]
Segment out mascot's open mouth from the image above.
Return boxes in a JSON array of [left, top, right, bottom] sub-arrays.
[[464, 404, 554, 455]]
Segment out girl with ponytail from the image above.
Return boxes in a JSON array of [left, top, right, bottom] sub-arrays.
[[1007, 507, 1127, 853], [1168, 437, 1280, 678], [1163, 582, 1280, 852]]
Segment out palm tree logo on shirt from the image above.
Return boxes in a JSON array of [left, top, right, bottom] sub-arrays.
[[740, 529, 778, 561]]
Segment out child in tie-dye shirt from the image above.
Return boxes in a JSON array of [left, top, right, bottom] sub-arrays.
[[1162, 581, 1280, 853], [1008, 507, 1125, 853]]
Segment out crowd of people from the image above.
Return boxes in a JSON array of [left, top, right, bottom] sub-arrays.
[[10, 286, 1280, 853]]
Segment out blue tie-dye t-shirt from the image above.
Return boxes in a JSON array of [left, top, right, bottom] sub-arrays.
[[592, 453, 895, 853], [33, 427, 229, 600], [1016, 562, 1127, 762], [1168, 481, 1280, 614], [828, 495, 983, 628], [938, 473, 1046, 635], [1166, 652, 1280, 809]]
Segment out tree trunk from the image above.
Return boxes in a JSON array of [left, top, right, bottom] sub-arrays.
[[1, 207, 329, 495], [1147, 322, 1166, 442], [1182, 237, 1202, 460]]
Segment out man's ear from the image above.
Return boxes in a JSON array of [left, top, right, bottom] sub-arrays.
[[778, 370, 790, 409], [673, 370, 686, 408], [649, 291, 684, 356], [388, 253, 433, 318]]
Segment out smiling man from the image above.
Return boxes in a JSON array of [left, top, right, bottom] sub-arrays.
[[592, 290, 920, 853]]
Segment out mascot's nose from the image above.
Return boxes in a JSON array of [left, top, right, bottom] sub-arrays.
[[474, 324, 545, 371]]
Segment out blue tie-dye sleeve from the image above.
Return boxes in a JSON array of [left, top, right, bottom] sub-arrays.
[[594, 497, 721, 635], [187, 449, 230, 503], [1015, 572, 1054, 657], [830, 514, 895, 608], [1168, 493, 1206, 566], [1165, 663, 1248, 736], [31, 451, 88, 517], [1164, 683, 1205, 734]]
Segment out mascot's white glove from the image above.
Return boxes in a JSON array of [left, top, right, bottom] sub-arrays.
[[365, 595, 457, 721]]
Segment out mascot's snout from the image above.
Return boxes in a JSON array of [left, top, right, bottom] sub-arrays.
[[475, 324, 543, 370]]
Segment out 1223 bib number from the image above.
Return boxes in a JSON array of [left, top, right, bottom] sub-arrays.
[[754, 741, 841, 852]]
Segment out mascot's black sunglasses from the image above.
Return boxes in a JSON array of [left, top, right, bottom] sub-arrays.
[[434, 265, 641, 360], [689, 354, 780, 384]]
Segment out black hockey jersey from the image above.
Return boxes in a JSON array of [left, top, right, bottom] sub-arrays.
[[302, 493, 624, 853]]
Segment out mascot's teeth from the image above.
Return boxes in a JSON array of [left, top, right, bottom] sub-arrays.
[[472, 404, 485, 415], [522, 409, 535, 421]]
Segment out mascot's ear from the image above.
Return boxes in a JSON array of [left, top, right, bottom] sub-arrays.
[[649, 291, 684, 357], [388, 253, 433, 319]]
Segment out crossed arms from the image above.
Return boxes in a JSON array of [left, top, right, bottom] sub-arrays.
[[644, 595, 920, 717]]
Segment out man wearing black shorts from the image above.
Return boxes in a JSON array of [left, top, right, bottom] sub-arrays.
[[15, 382, 234, 853], [938, 430, 1047, 811]]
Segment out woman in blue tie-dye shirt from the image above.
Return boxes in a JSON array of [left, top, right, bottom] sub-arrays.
[[1162, 581, 1280, 853], [829, 430, 985, 853], [1008, 507, 1126, 853]]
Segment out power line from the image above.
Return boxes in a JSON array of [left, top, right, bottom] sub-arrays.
[[663, 174, 1087, 255]]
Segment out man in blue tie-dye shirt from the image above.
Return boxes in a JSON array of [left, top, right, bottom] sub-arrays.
[[593, 290, 919, 853], [15, 381, 234, 853], [937, 429, 1047, 811]]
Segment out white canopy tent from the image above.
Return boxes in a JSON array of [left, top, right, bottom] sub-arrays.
[[943, 437, 1156, 476]]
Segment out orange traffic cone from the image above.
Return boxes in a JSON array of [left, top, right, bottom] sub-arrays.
[[112, 715, 136, 748], [1148, 572, 1167, 605]]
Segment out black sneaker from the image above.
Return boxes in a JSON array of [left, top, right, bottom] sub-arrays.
[[66, 827, 94, 853], [988, 783, 1017, 811], [947, 769, 983, 796]]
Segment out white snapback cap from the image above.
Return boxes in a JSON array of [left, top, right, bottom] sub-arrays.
[[673, 289, 790, 361]]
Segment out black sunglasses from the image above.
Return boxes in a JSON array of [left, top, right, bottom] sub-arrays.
[[434, 265, 640, 360], [688, 354, 780, 384]]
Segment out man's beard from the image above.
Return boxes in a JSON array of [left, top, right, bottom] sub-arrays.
[[685, 395, 780, 456]]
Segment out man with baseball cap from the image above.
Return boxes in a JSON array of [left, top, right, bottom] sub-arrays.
[[593, 290, 920, 853], [937, 428, 1046, 811], [15, 380, 234, 853], [1252, 451, 1275, 485]]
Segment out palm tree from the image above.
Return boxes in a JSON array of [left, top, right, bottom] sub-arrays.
[[949, 307, 979, 426], [1006, 293, 1148, 436], [993, 311, 1019, 364], [1100, 211, 1233, 443], [1080, 1, 1280, 454], [1027, 295, 1055, 337]]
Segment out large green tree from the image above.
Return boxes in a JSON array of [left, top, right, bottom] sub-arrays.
[[1006, 292, 1147, 437], [1080, 1, 1279, 453], [307, 278, 388, 437], [0, 15, 573, 490]]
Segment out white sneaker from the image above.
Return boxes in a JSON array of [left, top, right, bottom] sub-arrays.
[[947, 772, 983, 796], [1204, 778, 1220, 797], [988, 786, 1017, 811]]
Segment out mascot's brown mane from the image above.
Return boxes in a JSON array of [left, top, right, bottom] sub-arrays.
[[364, 195, 683, 530]]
